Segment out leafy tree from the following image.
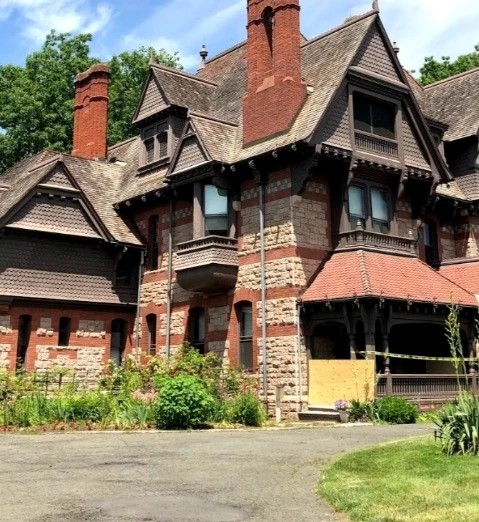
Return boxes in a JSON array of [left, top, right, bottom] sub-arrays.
[[108, 47, 180, 146], [419, 44, 479, 85], [0, 31, 181, 173]]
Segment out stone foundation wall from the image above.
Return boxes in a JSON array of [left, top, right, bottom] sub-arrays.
[[35, 345, 106, 385], [0, 345, 11, 369]]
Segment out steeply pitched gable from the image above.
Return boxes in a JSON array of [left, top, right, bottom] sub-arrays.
[[133, 71, 169, 123]]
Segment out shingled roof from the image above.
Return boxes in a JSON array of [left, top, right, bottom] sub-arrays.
[[0, 146, 141, 246], [439, 259, 479, 298], [425, 67, 479, 142], [302, 250, 477, 306]]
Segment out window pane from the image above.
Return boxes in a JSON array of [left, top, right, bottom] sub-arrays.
[[354, 96, 372, 133], [204, 185, 228, 216], [158, 132, 168, 158], [240, 340, 253, 370], [205, 216, 228, 236], [241, 306, 252, 338], [145, 138, 154, 163], [371, 189, 388, 223], [372, 102, 396, 139], [348, 186, 366, 219]]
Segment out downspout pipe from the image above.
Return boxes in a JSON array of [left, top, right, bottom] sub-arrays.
[[135, 250, 145, 361], [296, 299, 303, 411], [165, 197, 174, 359], [258, 176, 268, 405]]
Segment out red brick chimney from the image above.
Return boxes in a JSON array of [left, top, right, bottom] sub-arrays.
[[72, 63, 110, 160], [243, 0, 307, 146]]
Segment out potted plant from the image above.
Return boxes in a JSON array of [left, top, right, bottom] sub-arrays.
[[334, 399, 350, 423]]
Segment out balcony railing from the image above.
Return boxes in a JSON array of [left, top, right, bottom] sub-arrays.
[[355, 131, 399, 158], [335, 229, 416, 254], [377, 374, 478, 399], [176, 235, 238, 293]]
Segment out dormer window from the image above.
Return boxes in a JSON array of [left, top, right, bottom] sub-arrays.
[[141, 122, 170, 167], [353, 93, 399, 158]]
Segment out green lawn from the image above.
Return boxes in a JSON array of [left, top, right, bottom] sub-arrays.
[[318, 437, 479, 521]]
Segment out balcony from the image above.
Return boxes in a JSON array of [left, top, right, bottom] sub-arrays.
[[355, 131, 398, 158], [335, 229, 416, 255], [176, 236, 238, 293]]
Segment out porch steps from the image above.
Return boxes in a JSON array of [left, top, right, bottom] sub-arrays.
[[298, 406, 340, 423]]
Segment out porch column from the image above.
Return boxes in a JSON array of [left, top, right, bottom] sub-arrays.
[[349, 334, 357, 360], [383, 335, 393, 396]]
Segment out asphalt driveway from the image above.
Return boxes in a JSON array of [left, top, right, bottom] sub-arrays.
[[0, 423, 431, 521]]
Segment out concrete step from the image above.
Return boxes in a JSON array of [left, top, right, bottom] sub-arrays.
[[298, 409, 340, 422]]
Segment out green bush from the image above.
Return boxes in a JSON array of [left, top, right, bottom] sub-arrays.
[[228, 393, 265, 427], [376, 396, 418, 424], [154, 375, 215, 430], [435, 393, 479, 455], [349, 399, 377, 422]]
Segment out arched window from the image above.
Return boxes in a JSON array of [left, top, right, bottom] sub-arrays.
[[188, 308, 205, 354], [263, 7, 274, 65], [146, 314, 157, 356], [148, 215, 159, 270], [58, 317, 71, 347], [237, 302, 253, 370]]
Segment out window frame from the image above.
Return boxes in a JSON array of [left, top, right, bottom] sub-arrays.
[[58, 317, 71, 347], [237, 302, 254, 371], [203, 184, 230, 237], [422, 221, 439, 266], [347, 181, 391, 234], [141, 121, 171, 167], [348, 85, 403, 161], [146, 313, 157, 356], [188, 308, 206, 355], [353, 92, 397, 140]]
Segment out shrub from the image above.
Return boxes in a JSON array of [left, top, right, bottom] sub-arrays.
[[376, 396, 418, 424], [349, 399, 377, 422], [435, 393, 479, 455], [228, 392, 265, 427], [154, 375, 215, 430]]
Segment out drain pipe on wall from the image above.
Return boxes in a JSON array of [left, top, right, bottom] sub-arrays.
[[135, 250, 145, 362], [165, 197, 174, 359], [251, 161, 268, 406], [296, 299, 303, 411]]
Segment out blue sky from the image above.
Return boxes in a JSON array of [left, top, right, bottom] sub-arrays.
[[0, 0, 478, 75]]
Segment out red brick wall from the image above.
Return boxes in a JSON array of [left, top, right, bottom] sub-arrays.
[[243, 0, 306, 145], [0, 303, 135, 371]]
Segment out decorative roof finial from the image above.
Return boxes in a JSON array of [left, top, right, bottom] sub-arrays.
[[198, 44, 208, 70], [372, 0, 379, 11], [393, 42, 400, 55], [148, 52, 157, 66]]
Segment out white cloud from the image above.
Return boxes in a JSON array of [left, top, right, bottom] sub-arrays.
[[0, 0, 113, 43], [123, 0, 244, 72]]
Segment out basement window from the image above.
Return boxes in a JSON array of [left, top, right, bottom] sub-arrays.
[[188, 308, 205, 354]]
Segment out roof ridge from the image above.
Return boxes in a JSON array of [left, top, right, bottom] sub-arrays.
[[301, 10, 377, 49], [424, 66, 479, 89], [189, 111, 238, 127], [357, 250, 372, 295], [28, 153, 62, 173], [202, 41, 246, 67], [108, 136, 138, 152], [152, 63, 217, 87], [417, 256, 476, 302]]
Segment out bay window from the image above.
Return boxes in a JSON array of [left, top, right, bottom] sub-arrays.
[[204, 185, 229, 236]]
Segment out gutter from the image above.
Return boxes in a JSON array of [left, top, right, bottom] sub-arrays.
[[165, 197, 174, 358], [135, 250, 145, 361]]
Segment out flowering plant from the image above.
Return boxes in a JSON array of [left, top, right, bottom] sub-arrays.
[[132, 389, 158, 403], [334, 399, 350, 411]]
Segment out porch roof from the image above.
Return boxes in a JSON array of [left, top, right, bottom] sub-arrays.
[[439, 260, 479, 300], [302, 250, 477, 307]]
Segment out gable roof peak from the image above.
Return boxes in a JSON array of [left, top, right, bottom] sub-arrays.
[[424, 66, 479, 89], [301, 10, 377, 50], [152, 63, 218, 87]]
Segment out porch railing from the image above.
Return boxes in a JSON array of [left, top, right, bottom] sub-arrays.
[[376, 374, 478, 400]]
